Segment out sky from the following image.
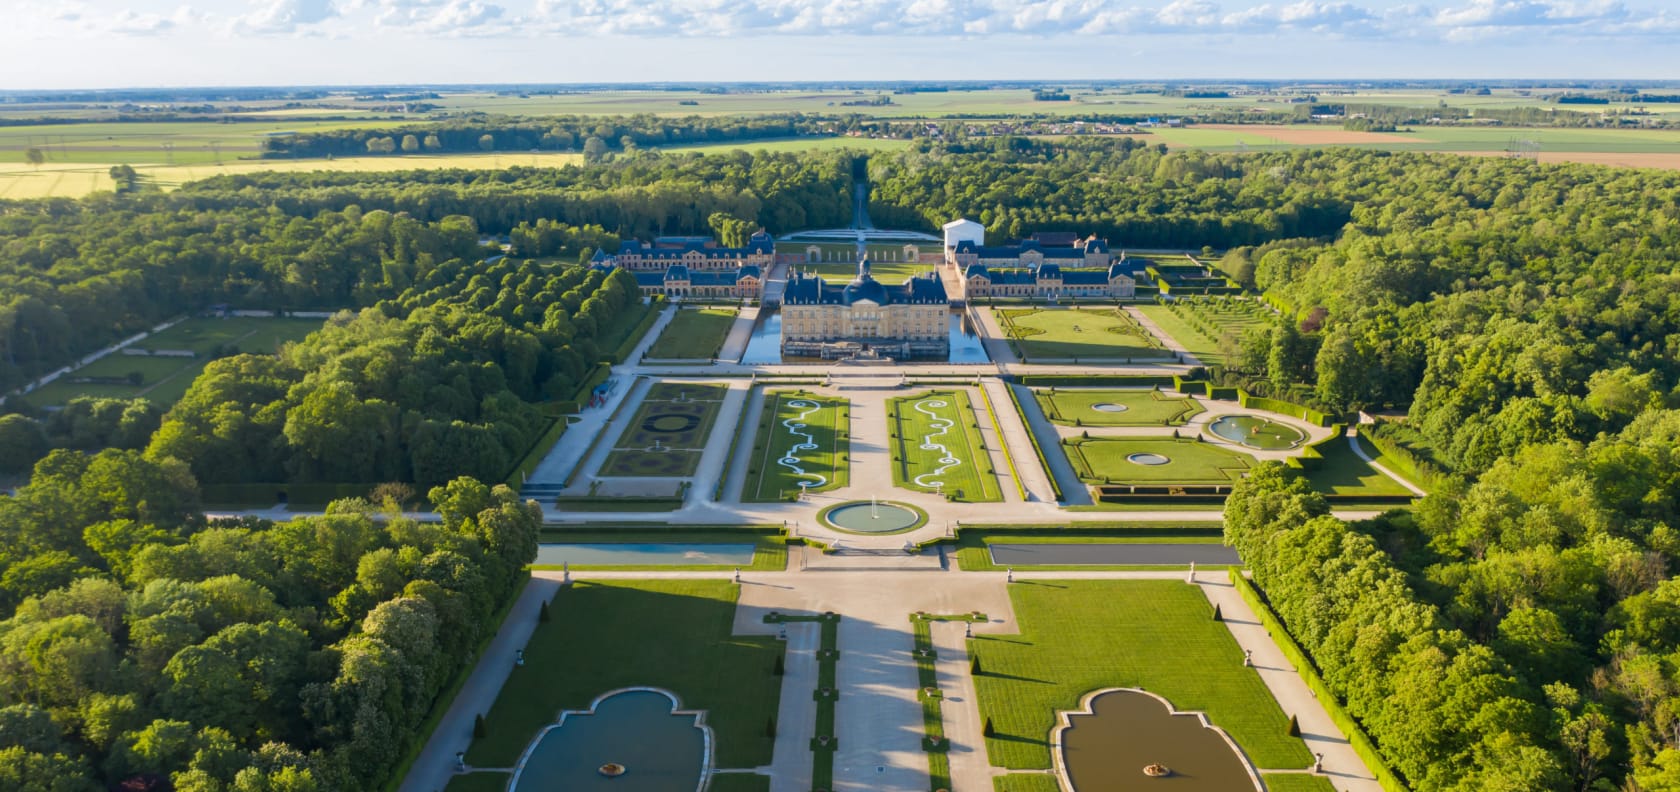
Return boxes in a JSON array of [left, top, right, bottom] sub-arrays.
[[8, 0, 1680, 89]]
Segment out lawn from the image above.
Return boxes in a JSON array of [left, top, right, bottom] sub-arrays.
[[24, 315, 324, 407], [1136, 299, 1271, 367], [599, 382, 727, 478], [1035, 388, 1204, 427], [462, 580, 783, 770], [993, 308, 1175, 362], [970, 580, 1312, 770], [1261, 773, 1339, 791], [992, 775, 1061, 792], [1065, 437, 1252, 486], [742, 391, 850, 502], [646, 307, 737, 360], [889, 390, 1003, 503], [802, 258, 939, 285], [441, 772, 510, 792], [1304, 435, 1416, 498]]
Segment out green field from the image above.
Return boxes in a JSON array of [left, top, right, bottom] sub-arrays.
[[742, 392, 850, 502], [1035, 388, 1204, 427], [994, 308, 1175, 362], [1065, 437, 1252, 486], [971, 580, 1312, 770], [1136, 299, 1272, 367], [462, 580, 782, 770], [25, 315, 324, 407], [0, 118, 413, 165], [663, 136, 914, 155], [889, 390, 1003, 502], [600, 382, 727, 478], [1262, 773, 1339, 791], [1305, 436, 1416, 498], [646, 307, 737, 360]]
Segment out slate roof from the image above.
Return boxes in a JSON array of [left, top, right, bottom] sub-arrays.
[[612, 230, 774, 260], [953, 236, 1110, 260], [785, 259, 948, 306]]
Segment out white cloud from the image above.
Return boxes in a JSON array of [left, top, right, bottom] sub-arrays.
[[233, 0, 339, 34]]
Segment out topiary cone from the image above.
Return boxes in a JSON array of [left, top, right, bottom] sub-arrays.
[[1212, 603, 1223, 621], [971, 655, 981, 675], [1287, 714, 1299, 737], [473, 713, 487, 739], [983, 717, 995, 737], [773, 654, 785, 676]]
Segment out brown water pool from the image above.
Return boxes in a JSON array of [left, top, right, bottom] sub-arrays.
[[1060, 689, 1258, 791]]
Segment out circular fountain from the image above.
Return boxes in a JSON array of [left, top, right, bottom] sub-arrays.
[[820, 500, 926, 534]]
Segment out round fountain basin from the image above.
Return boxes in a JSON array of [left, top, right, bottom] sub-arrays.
[[821, 501, 925, 534], [1091, 403, 1130, 413], [1127, 453, 1171, 466]]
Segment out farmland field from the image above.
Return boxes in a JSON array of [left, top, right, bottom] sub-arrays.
[[24, 315, 325, 407], [888, 389, 1002, 502], [742, 392, 850, 502]]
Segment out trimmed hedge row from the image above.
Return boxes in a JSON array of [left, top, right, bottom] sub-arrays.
[[1230, 570, 1409, 792], [201, 482, 372, 508], [503, 416, 568, 488], [1239, 392, 1336, 427], [1285, 423, 1346, 471], [1358, 423, 1451, 493], [610, 295, 666, 363], [976, 383, 1028, 501]]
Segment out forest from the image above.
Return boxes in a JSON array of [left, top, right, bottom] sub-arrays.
[[0, 463, 540, 791], [4, 135, 1680, 789], [0, 151, 851, 392], [259, 114, 830, 159]]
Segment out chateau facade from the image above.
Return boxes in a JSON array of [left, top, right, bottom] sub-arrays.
[[941, 218, 1145, 301], [961, 262, 1138, 301], [591, 231, 773, 300], [780, 259, 949, 360]]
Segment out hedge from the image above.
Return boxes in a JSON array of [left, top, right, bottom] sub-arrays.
[[1230, 570, 1409, 792], [976, 383, 1027, 501], [1238, 392, 1336, 427], [1358, 424, 1450, 494], [201, 482, 373, 508], [503, 416, 568, 488], [1285, 423, 1345, 471], [609, 295, 666, 363]]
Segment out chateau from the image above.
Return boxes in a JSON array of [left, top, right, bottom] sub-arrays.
[[941, 217, 1140, 301], [780, 259, 949, 360], [591, 231, 773, 299]]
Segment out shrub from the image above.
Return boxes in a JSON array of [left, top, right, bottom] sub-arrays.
[[473, 714, 486, 739]]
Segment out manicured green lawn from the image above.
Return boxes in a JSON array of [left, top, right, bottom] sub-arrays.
[[1136, 301, 1270, 367], [1262, 773, 1339, 791], [1065, 437, 1252, 485], [742, 391, 850, 501], [889, 390, 1003, 502], [992, 775, 1061, 792], [971, 580, 1312, 770], [994, 308, 1175, 362], [463, 580, 783, 770], [1035, 388, 1204, 427], [646, 307, 737, 359], [26, 315, 324, 407], [1304, 435, 1416, 498], [600, 382, 727, 477], [803, 257, 939, 284]]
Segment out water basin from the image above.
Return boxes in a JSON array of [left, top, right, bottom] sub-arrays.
[[534, 543, 757, 566], [513, 689, 708, 792], [821, 501, 924, 533], [1206, 415, 1306, 450], [1059, 689, 1258, 791]]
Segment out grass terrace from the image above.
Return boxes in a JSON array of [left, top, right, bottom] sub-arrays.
[[462, 580, 783, 771], [970, 580, 1312, 770], [1035, 388, 1204, 427], [646, 307, 738, 360], [1136, 299, 1271, 367], [1065, 437, 1251, 486], [599, 382, 727, 478], [993, 308, 1176, 363]]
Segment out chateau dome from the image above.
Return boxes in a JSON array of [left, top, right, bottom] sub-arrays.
[[842, 258, 888, 304]]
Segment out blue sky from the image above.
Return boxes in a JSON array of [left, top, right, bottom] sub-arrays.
[[9, 1, 1680, 88]]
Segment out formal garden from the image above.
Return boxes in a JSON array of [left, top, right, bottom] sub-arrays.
[[645, 307, 737, 360], [992, 307, 1177, 363], [599, 382, 728, 478], [1136, 297, 1272, 367], [1034, 387, 1205, 427], [972, 581, 1313, 789], [451, 580, 782, 791], [1064, 436, 1253, 486], [741, 391, 851, 502], [888, 389, 1003, 502]]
